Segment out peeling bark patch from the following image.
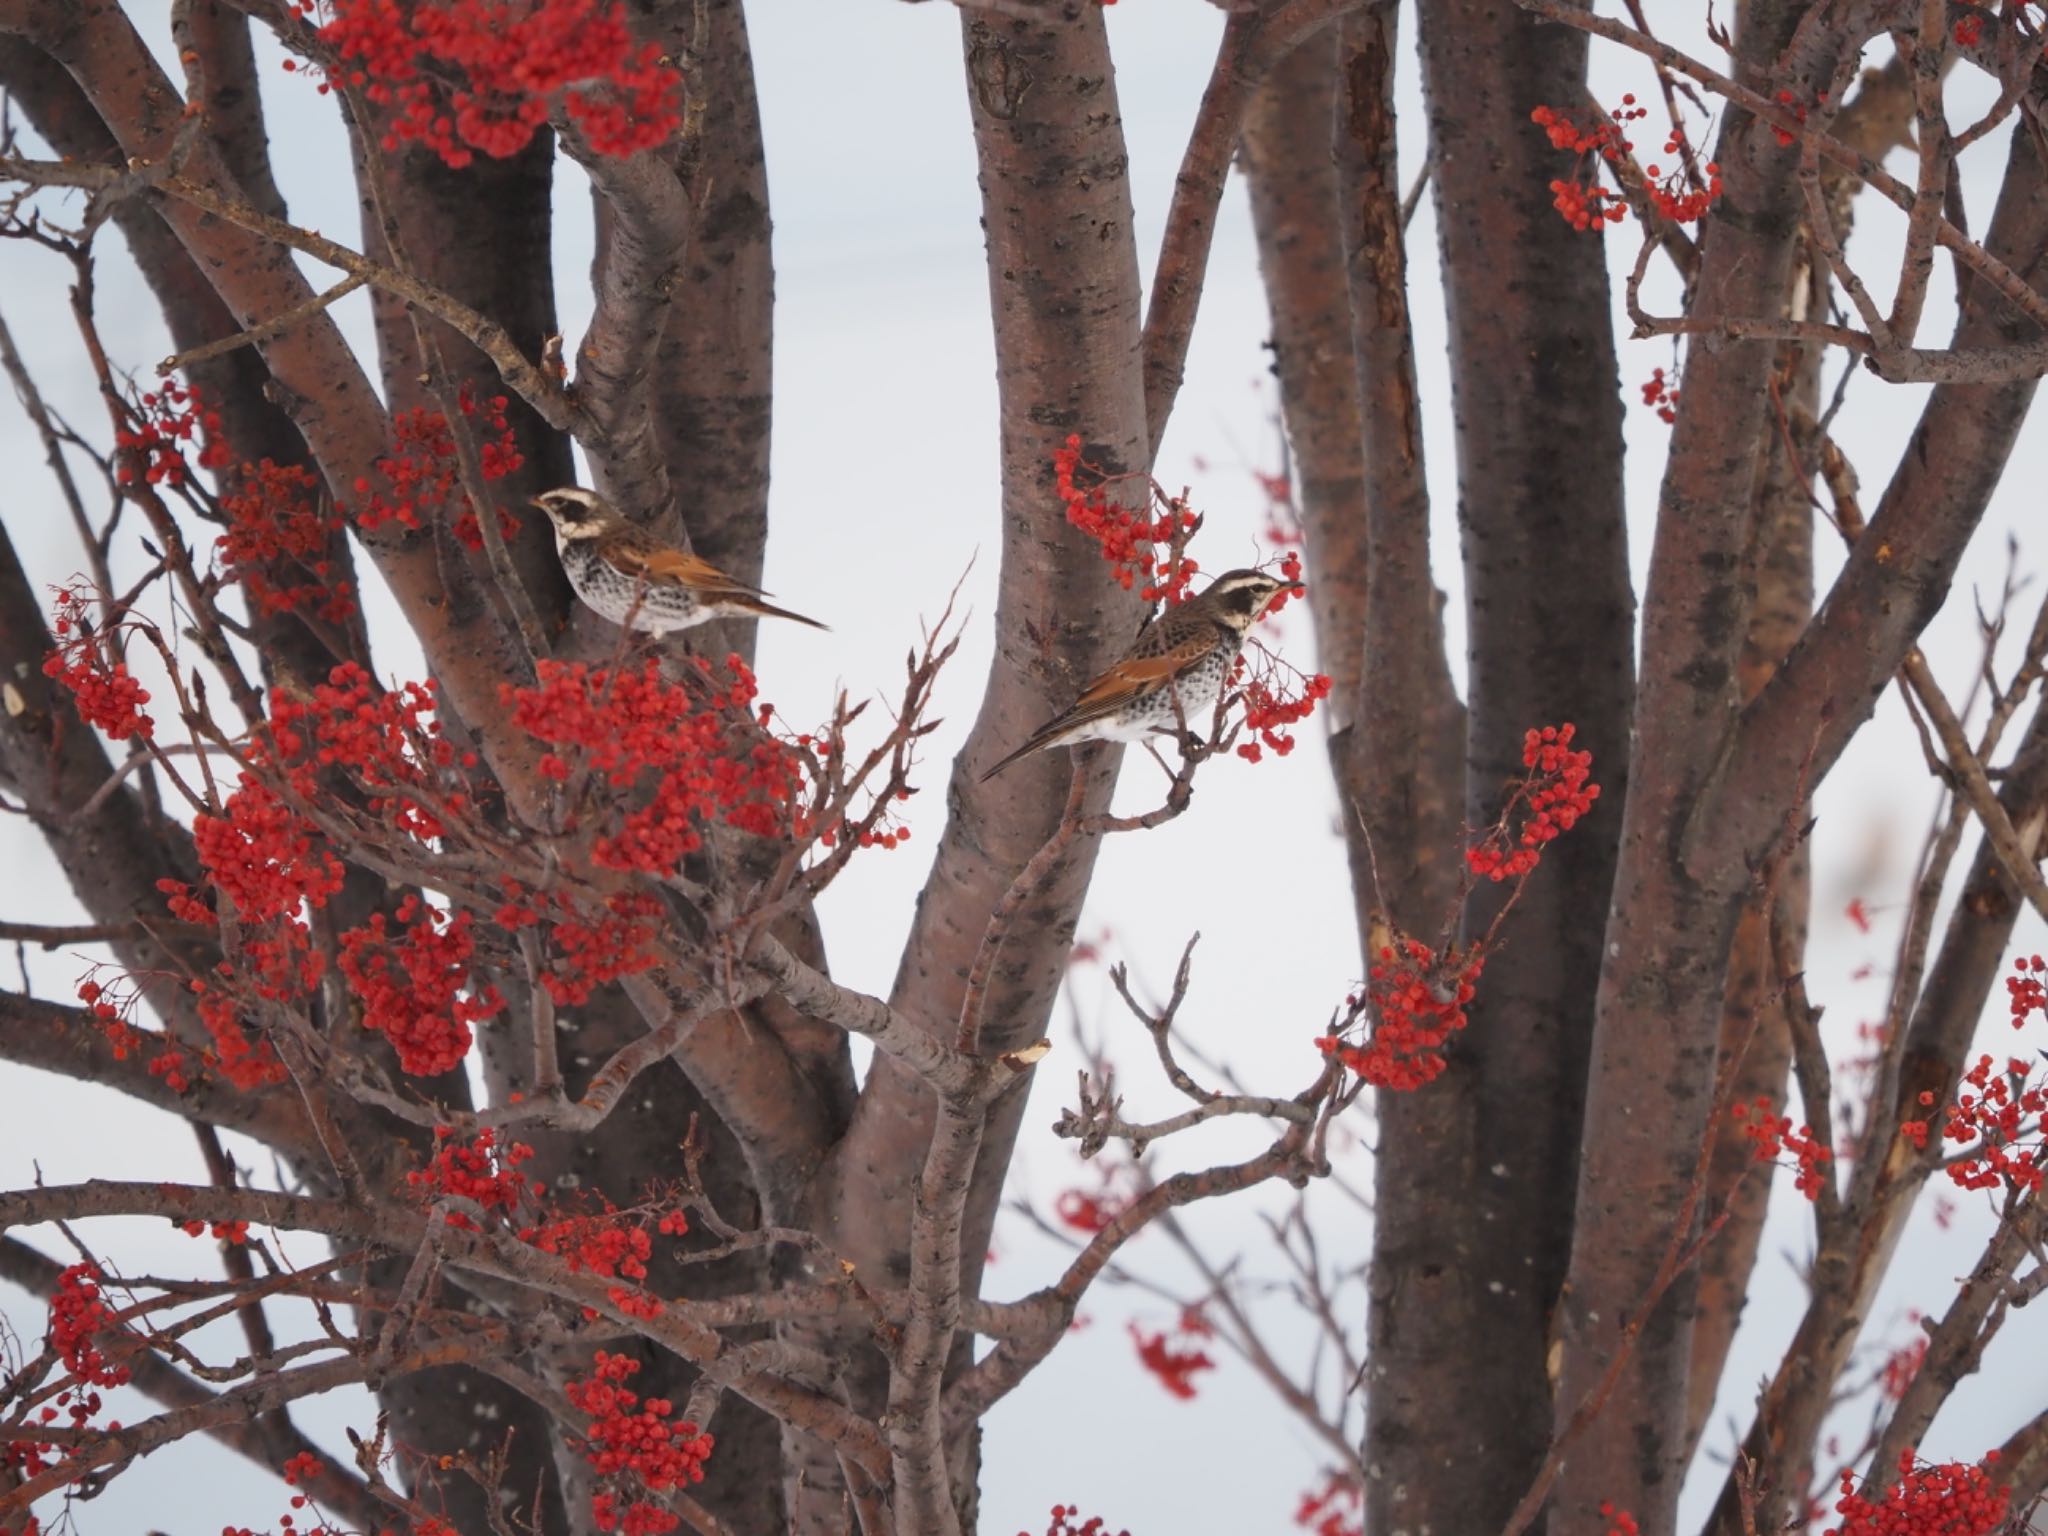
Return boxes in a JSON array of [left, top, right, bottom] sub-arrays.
[[968, 36, 1033, 121], [1343, 30, 1408, 335]]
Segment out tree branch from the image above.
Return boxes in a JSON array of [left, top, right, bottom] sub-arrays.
[[0, 1234, 386, 1533], [1140, 0, 1369, 448], [0, 993, 316, 1153]]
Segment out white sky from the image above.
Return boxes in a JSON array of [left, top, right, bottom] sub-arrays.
[[1, 3, 2045, 1533]]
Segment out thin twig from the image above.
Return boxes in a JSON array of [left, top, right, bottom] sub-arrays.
[[159, 273, 366, 374]]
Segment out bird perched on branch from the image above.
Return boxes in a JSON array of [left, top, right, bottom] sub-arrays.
[[531, 487, 828, 634], [980, 568, 1299, 781]]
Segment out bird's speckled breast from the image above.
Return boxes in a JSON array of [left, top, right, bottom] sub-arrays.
[[561, 543, 698, 633]]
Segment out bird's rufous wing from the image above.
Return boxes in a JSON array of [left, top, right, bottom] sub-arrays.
[[1061, 632, 1221, 724], [609, 543, 769, 598], [978, 632, 1222, 781]]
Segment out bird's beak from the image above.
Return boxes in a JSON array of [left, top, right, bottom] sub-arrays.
[[1265, 580, 1305, 612], [528, 496, 552, 513]]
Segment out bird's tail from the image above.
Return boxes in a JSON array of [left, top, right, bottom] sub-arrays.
[[978, 727, 1062, 783], [738, 596, 829, 630]]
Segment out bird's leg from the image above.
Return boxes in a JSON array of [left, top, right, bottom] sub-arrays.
[[1161, 678, 1207, 772], [621, 578, 654, 637]]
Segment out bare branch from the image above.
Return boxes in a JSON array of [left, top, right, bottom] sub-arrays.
[[0, 1235, 386, 1531], [159, 272, 366, 375], [1141, 0, 1370, 446]]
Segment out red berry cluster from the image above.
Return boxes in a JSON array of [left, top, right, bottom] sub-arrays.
[[114, 380, 229, 487], [1054, 434, 1201, 604], [146, 639, 822, 1101], [1264, 548, 1307, 617], [1232, 652, 1333, 763], [453, 395, 526, 552], [512, 658, 712, 786], [279, 1450, 342, 1529], [266, 663, 469, 842], [1638, 142, 1720, 224], [1295, 1472, 1363, 1536], [40, 651, 154, 739], [524, 1204, 675, 1318], [1824, 1450, 2007, 1536], [1319, 940, 1482, 1092], [1053, 1159, 1137, 1235], [147, 1047, 194, 1093], [195, 776, 346, 924], [1599, 1504, 1641, 1536], [509, 655, 805, 872], [407, 1127, 540, 1221], [1733, 1095, 1833, 1201], [217, 458, 357, 622], [563, 1351, 714, 1536], [2008, 953, 2045, 1028], [1532, 100, 1629, 156], [1465, 724, 1601, 882], [1128, 1317, 1215, 1400], [2, 1264, 131, 1490], [156, 876, 215, 927], [1900, 955, 2047, 1189], [188, 969, 290, 1090], [534, 892, 662, 1006], [1029, 1508, 1130, 1536], [1052, 1187, 1128, 1234], [43, 592, 155, 740], [799, 812, 912, 851], [1641, 367, 1680, 425], [339, 895, 503, 1076], [74, 975, 157, 1080], [1321, 724, 1599, 1090], [351, 393, 522, 537], [179, 1217, 252, 1244], [1931, 1053, 2043, 1194], [1549, 176, 1628, 231], [1530, 102, 1631, 232], [186, 808, 335, 1070], [47, 1263, 129, 1392], [317, 0, 683, 168], [780, 719, 914, 851], [1533, 97, 1722, 232], [180, 768, 336, 1096]]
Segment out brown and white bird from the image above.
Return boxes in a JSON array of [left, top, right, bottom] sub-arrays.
[[531, 487, 827, 634], [980, 568, 1300, 782]]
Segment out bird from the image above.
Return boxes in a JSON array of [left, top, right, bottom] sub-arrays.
[[529, 487, 827, 634], [979, 568, 1301, 782]]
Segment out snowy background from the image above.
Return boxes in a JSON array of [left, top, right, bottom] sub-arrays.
[[2, 2, 2045, 1532]]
